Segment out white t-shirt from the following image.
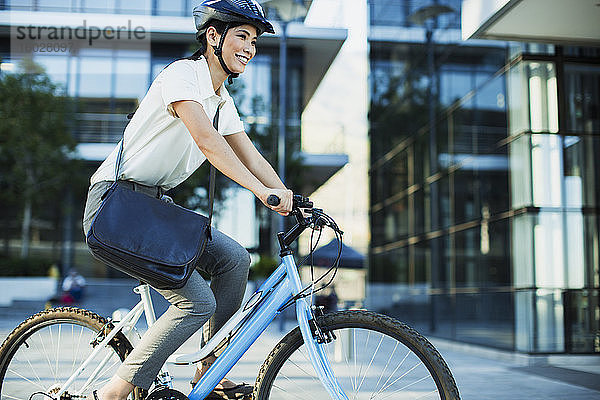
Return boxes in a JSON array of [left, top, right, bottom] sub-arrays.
[[90, 57, 245, 190]]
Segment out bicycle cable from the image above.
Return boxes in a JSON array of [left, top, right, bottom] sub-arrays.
[[29, 392, 59, 400], [278, 208, 343, 312]]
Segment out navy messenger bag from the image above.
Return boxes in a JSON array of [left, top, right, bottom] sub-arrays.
[[86, 109, 219, 289]]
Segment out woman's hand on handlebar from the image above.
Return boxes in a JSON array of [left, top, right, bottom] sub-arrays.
[[259, 188, 293, 216]]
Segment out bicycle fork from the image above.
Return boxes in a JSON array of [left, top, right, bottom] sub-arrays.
[[284, 256, 349, 400]]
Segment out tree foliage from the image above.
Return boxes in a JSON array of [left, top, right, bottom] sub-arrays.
[[0, 59, 81, 257]]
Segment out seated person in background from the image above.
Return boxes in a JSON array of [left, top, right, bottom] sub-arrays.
[[61, 268, 87, 303]]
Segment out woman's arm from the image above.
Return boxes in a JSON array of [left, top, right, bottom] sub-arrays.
[[224, 131, 286, 190], [173, 100, 292, 214]]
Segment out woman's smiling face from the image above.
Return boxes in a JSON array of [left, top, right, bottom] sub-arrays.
[[220, 24, 258, 74]]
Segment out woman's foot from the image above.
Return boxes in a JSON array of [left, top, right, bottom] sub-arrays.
[[204, 381, 253, 399], [191, 377, 252, 391], [191, 358, 252, 399], [215, 378, 247, 390], [90, 376, 134, 400]]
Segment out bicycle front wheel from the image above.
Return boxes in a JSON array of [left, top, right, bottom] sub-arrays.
[[0, 307, 136, 400], [254, 310, 460, 400]]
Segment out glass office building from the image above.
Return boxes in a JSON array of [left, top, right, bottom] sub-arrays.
[[367, 0, 599, 353]]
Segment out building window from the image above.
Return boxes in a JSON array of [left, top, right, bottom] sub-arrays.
[[155, 0, 185, 16], [369, 0, 462, 29]]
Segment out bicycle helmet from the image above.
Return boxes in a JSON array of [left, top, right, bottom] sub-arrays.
[[193, 0, 275, 82]]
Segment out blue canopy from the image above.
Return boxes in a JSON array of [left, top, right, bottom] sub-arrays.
[[307, 239, 365, 269]]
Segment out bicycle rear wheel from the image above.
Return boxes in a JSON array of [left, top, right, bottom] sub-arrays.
[[0, 307, 138, 400], [254, 310, 460, 400]]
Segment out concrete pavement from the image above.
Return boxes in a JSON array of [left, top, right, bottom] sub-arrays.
[[0, 279, 598, 399]]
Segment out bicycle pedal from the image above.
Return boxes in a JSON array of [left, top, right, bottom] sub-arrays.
[[146, 388, 188, 400]]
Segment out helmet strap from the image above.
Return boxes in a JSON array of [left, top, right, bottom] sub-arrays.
[[212, 23, 239, 84]]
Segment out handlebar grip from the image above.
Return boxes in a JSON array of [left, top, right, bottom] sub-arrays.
[[267, 195, 280, 206]]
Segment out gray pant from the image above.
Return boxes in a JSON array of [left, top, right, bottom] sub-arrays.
[[83, 181, 251, 389]]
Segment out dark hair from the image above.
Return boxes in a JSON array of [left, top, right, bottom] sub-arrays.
[[196, 19, 245, 56]]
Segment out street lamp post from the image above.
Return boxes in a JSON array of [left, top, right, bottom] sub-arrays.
[[278, 19, 288, 213], [408, 4, 455, 332], [261, 0, 309, 252]]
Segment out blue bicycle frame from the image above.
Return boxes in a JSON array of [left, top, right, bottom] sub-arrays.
[[186, 254, 349, 400]]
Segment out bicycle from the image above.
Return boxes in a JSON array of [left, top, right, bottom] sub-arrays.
[[0, 195, 460, 400]]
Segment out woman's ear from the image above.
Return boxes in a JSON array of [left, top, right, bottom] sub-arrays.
[[206, 26, 220, 48]]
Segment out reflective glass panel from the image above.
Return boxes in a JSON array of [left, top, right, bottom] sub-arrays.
[[114, 56, 149, 99], [388, 150, 409, 195], [564, 289, 600, 353], [117, 0, 150, 14], [508, 61, 558, 135], [535, 289, 564, 352], [563, 135, 600, 208], [237, 54, 272, 122], [78, 56, 112, 97], [512, 214, 535, 288], [79, 0, 117, 13], [412, 189, 425, 236], [156, 0, 184, 16], [38, 0, 70, 11], [455, 291, 514, 349], [33, 54, 69, 88], [509, 134, 533, 209], [7, 0, 33, 10], [564, 64, 600, 134]]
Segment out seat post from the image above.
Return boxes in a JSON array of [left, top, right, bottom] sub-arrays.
[[134, 283, 157, 327]]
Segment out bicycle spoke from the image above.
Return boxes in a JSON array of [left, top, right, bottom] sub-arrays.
[[285, 359, 320, 383], [72, 325, 86, 374], [376, 348, 410, 395], [377, 360, 425, 394], [353, 328, 357, 394], [3, 393, 27, 400], [6, 368, 47, 392], [77, 346, 121, 395], [354, 333, 384, 397], [33, 332, 55, 382], [335, 328, 357, 393], [271, 383, 308, 400], [24, 354, 44, 386], [370, 340, 399, 399], [275, 373, 315, 397], [12, 344, 44, 387], [71, 324, 75, 374], [48, 325, 55, 380], [297, 347, 311, 363], [55, 324, 62, 382], [378, 375, 432, 400], [414, 389, 440, 399]]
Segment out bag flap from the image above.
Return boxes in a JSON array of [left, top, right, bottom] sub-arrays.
[[90, 185, 209, 266]]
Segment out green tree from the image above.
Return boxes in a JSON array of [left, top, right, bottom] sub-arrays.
[[0, 59, 78, 258]]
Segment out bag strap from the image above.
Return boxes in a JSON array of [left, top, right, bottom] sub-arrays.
[[205, 108, 219, 240], [114, 106, 220, 240]]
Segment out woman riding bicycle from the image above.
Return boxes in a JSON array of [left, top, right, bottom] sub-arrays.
[[82, 1, 292, 399]]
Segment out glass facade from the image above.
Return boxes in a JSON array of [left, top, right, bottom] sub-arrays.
[[369, 0, 462, 30], [367, 0, 600, 353], [3, 0, 207, 16]]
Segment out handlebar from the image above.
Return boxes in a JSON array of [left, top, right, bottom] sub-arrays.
[[267, 194, 313, 210], [268, 193, 341, 253]]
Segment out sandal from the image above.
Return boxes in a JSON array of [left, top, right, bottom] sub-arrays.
[[190, 382, 253, 399]]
